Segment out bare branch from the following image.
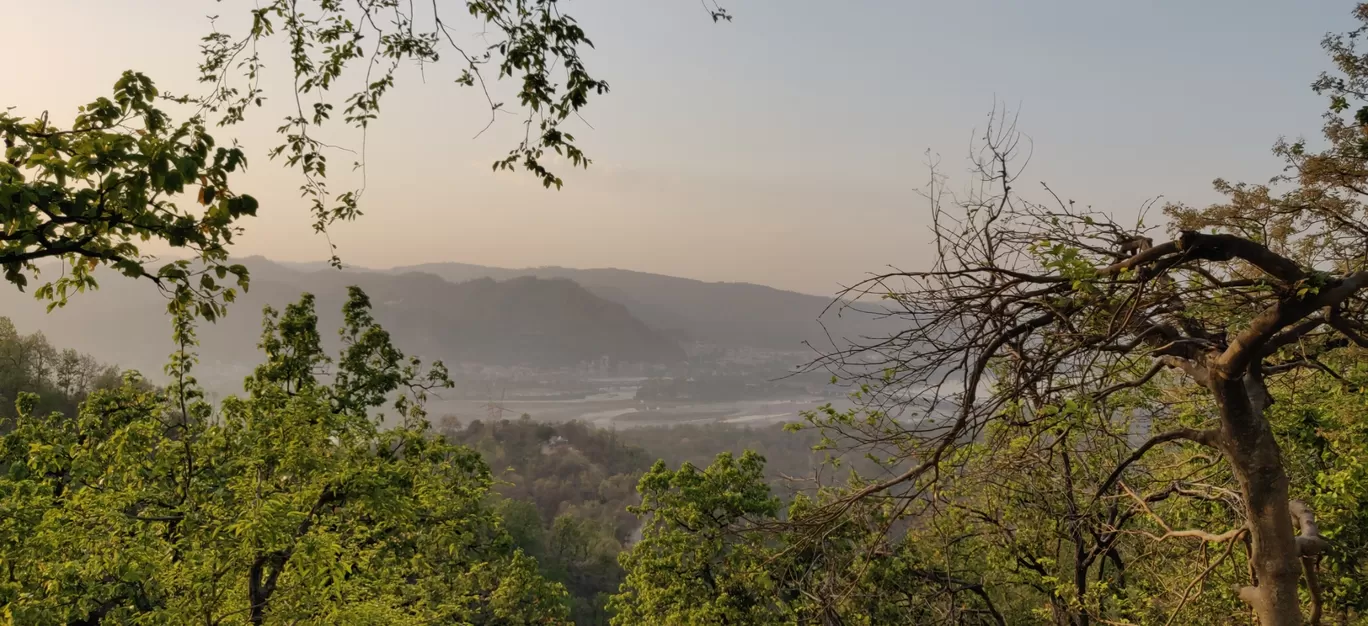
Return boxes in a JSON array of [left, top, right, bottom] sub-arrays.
[[1120, 483, 1246, 544], [1094, 429, 1219, 503]]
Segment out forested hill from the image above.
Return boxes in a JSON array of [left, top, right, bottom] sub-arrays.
[[437, 417, 834, 625], [0, 258, 685, 381], [383, 262, 892, 350]]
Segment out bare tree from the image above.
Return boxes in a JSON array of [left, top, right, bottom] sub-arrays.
[[802, 107, 1362, 624]]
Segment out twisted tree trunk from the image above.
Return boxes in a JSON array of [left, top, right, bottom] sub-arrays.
[[1215, 378, 1303, 625]]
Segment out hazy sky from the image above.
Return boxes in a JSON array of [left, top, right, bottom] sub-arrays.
[[1, 1, 1355, 294]]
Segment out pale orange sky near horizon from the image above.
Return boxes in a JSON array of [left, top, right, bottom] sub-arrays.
[[1, 1, 1353, 295]]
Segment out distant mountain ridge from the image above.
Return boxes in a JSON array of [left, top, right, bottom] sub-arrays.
[[1, 257, 892, 390], [0, 259, 685, 383], [377, 261, 886, 351]]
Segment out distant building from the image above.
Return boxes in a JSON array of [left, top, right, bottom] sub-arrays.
[[541, 435, 570, 455]]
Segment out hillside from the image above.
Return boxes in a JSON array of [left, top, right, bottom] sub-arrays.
[[385, 262, 891, 350], [0, 259, 685, 386]]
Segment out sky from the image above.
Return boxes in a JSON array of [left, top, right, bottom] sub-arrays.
[[0, 1, 1357, 295]]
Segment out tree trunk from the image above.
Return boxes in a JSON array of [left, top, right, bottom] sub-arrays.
[[1215, 378, 1303, 626], [248, 556, 267, 625]]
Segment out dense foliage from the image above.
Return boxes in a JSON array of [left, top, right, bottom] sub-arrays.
[[1, 72, 254, 317], [443, 417, 654, 625], [605, 366, 1368, 626], [615, 423, 828, 497], [0, 291, 571, 624]]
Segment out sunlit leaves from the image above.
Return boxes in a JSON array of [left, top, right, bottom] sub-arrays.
[[0, 72, 254, 319], [611, 451, 787, 625], [0, 290, 568, 624]]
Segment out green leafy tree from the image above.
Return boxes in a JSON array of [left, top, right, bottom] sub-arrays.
[[0, 289, 571, 624], [0, 316, 118, 421], [446, 417, 653, 624], [1, 72, 254, 317], [1263, 354, 1368, 622], [612, 447, 1018, 625], [610, 451, 788, 626]]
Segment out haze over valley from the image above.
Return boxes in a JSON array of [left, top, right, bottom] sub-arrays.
[[2, 257, 879, 428]]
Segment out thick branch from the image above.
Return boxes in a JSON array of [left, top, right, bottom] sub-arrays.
[[1096, 232, 1306, 284], [1156, 355, 1211, 387], [1098, 241, 1180, 276], [1218, 271, 1368, 377], [1327, 309, 1368, 347], [1293, 500, 1327, 625], [1261, 315, 1327, 356], [1291, 500, 1327, 557], [1176, 231, 1307, 284]]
